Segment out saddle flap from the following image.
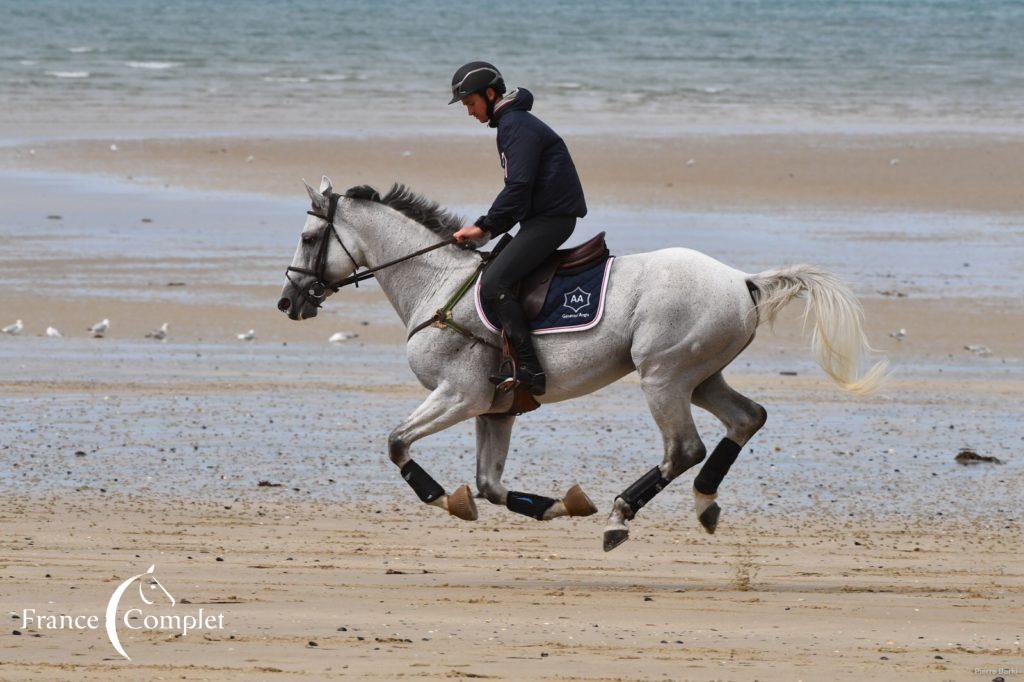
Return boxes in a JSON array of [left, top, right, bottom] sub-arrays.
[[521, 232, 608, 319]]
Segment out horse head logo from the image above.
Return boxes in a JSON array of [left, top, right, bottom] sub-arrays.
[[105, 564, 175, 660]]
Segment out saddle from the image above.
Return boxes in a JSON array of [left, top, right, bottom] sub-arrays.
[[484, 231, 610, 416]]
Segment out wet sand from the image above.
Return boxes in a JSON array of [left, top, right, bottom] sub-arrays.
[[1, 130, 1022, 679], [5, 131, 1024, 213]]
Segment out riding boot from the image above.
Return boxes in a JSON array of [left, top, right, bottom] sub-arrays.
[[488, 292, 546, 396]]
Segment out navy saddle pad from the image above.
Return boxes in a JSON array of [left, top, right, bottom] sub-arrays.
[[473, 256, 614, 335]]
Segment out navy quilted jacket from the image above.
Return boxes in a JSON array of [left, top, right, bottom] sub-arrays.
[[476, 88, 587, 236]]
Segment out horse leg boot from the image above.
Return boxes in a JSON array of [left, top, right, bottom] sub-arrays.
[[691, 372, 768, 533], [490, 292, 546, 396]]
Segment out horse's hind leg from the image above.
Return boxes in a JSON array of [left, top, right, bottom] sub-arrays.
[[604, 374, 706, 551], [690, 372, 767, 533], [475, 414, 597, 520]]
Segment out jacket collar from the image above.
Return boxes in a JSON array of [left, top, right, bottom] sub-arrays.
[[489, 88, 534, 128]]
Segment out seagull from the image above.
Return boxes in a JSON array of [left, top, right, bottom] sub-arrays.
[[2, 319, 23, 335], [964, 344, 992, 356], [46, 326, 62, 337], [88, 318, 110, 337], [236, 329, 256, 341], [145, 322, 169, 340], [328, 331, 359, 343], [888, 328, 906, 340]]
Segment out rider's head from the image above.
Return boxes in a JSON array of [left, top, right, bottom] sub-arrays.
[[448, 61, 505, 124]]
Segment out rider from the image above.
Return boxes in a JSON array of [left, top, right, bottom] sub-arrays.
[[450, 61, 587, 396]]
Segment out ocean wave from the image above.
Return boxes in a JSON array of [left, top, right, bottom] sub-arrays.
[[316, 74, 351, 81], [680, 85, 731, 95], [262, 76, 311, 83], [67, 46, 94, 53], [125, 61, 181, 70], [554, 81, 582, 90], [46, 70, 90, 78], [19, 60, 37, 66]]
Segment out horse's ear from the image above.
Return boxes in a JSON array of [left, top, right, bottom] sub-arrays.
[[303, 179, 321, 206], [319, 175, 333, 195]]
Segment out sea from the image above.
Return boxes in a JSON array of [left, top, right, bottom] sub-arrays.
[[2, 0, 1023, 136]]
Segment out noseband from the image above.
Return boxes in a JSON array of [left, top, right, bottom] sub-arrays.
[[285, 191, 459, 310]]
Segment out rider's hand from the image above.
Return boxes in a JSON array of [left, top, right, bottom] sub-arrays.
[[454, 224, 487, 244]]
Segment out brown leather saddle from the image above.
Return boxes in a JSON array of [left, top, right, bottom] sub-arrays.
[[488, 231, 610, 416]]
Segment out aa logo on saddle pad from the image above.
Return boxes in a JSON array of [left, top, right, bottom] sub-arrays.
[[562, 286, 592, 313]]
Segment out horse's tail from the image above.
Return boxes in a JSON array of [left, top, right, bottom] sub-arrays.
[[748, 264, 888, 396]]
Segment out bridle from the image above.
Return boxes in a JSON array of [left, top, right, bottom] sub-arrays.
[[283, 191, 458, 311]]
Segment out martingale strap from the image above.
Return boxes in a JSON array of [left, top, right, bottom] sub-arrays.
[[408, 259, 501, 350]]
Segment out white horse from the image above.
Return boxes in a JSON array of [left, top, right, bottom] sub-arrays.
[[279, 177, 886, 551]]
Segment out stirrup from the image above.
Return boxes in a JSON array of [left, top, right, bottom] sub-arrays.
[[489, 355, 518, 393]]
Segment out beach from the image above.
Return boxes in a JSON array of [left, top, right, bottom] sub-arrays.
[[1, 129, 1021, 680], [2, 1, 1024, 679]]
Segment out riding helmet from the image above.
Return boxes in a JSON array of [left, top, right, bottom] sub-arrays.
[[448, 61, 505, 104]]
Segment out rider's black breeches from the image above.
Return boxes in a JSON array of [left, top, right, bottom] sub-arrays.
[[479, 215, 576, 345]]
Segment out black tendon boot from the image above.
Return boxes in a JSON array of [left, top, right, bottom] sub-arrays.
[[489, 292, 546, 396]]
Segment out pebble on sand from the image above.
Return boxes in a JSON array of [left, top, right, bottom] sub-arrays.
[[954, 449, 1003, 466]]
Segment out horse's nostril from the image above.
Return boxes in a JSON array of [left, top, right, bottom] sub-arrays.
[[277, 297, 291, 311]]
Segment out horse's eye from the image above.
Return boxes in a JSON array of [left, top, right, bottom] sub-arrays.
[[302, 234, 315, 244]]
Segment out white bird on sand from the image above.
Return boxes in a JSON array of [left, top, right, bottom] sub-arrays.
[[236, 329, 256, 341], [964, 344, 992, 356], [145, 322, 169, 340], [888, 328, 906, 340], [88, 318, 110, 337], [328, 331, 358, 343], [2, 319, 23, 335], [46, 326, 62, 337]]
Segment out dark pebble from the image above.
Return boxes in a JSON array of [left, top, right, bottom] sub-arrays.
[[215, 557, 224, 562], [12, 630, 21, 635], [308, 640, 318, 647]]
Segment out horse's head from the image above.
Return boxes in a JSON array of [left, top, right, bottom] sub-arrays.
[[278, 175, 363, 320], [138, 564, 175, 607]]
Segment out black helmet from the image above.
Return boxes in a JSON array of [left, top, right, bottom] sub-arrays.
[[448, 61, 505, 104]]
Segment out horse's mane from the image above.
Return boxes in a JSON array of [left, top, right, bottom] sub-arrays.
[[345, 183, 464, 239]]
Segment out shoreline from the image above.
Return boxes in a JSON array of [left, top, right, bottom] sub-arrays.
[[4, 130, 1024, 214]]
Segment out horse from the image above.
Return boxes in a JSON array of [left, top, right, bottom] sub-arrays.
[[278, 176, 887, 551]]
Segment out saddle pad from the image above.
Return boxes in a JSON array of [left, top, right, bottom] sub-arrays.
[[474, 257, 614, 335]]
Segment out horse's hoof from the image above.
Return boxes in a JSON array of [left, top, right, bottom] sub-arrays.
[[447, 484, 478, 521], [563, 484, 598, 517], [602, 528, 629, 552], [698, 501, 720, 534]]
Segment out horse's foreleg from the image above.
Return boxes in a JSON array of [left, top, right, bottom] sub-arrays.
[[475, 414, 597, 521], [691, 372, 768, 533], [389, 382, 485, 521], [604, 376, 706, 551]]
